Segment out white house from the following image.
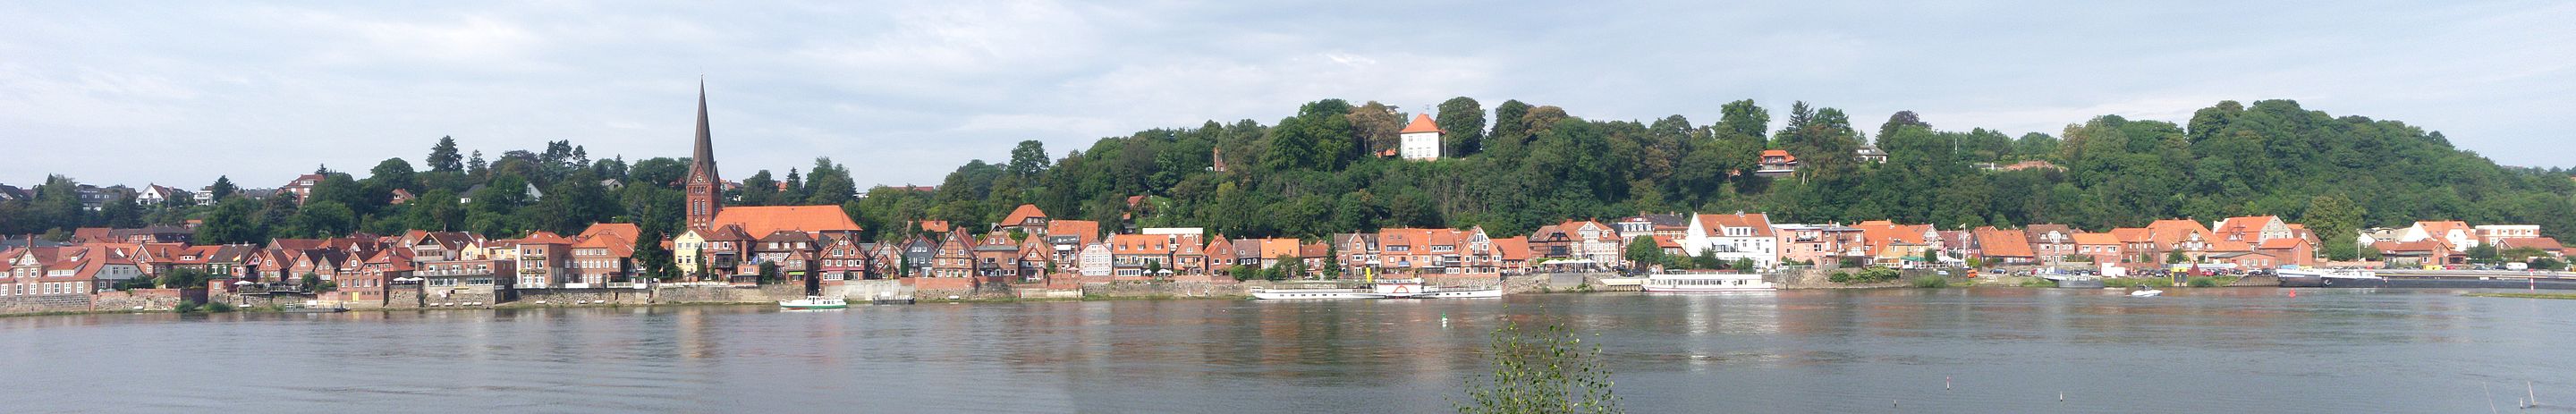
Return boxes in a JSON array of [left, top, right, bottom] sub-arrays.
[[1398, 114, 1442, 161], [1682, 212, 1778, 270], [2398, 221, 2476, 252], [2474, 224, 2541, 245], [1078, 242, 1113, 277]]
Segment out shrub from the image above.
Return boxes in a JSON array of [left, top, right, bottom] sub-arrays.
[[203, 301, 237, 313], [1911, 275, 1950, 288], [2185, 276, 2223, 287], [1828, 272, 1852, 283], [173, 302, 201, 313], [1453, 316, 1622, 414], [1859, 267, 1902, 283]]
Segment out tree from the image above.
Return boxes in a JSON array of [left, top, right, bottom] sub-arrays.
[[1437, 97, 1487, 156], [1453, 316, 1622, 414], [2306, 194, 2365, 260], [156, 268, 217, 291], [1623, 235, 1662, 270], [1348, 101, 1405, 156], [369, 157, 419, 193], [758, 261, 782, 284], [1716, 99, 1769, 140], [1008, 140, 1052, 178], [1270, 254, 1302, 281], [428, 136, 464, 173], [634, 225, 677, 282], [467, 150, 488, 178], [208, 175, 238, 201], [197, 198, 264, 245], [2165, 249, 2188, 264], [1878, 110, 1930, 141]]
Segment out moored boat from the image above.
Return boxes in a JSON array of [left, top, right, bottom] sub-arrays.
[[1250, 278, 1502, 300], [2277, 268, 2381, 288], [778, 296, 848, 309], [1640, 273, 1775, 292], [2129, 288, 2164, 297]]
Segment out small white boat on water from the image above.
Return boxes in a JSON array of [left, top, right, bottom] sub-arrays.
[[1250, 278, 1502, 300], [1641, 273, 1775, 292], [2129, 288, 2164, 297], [778, 296, 848, 309]]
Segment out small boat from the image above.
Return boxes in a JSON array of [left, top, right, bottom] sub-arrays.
[[778, 296, 848, 309], [1640, 273, 1775, 292], [2129, 288, 2164, 297]]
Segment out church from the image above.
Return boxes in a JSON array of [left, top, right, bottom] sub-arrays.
[[666, 83, 866, 284]]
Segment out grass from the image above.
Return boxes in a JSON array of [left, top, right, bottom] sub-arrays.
[[2103, 277, 2176, 288], [1911, 275, 1952, 288], [2464, 292, 2576, 300]]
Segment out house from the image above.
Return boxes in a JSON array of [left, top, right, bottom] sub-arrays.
[[388, 189, 416, 205], [1970, 226, 2036, 265], [2072, 232, 2125, 264], [341, 249, 412, 303], [2493, 237, 2565, 258], [998, 204, 1051, 234], [1013, 234, 1054, 283], [899, 235, 938, 277], [1331, 233, 1380, 275], [2474, 225, 2542, 246], [1774, 224, 1865, 266], [1106, 233, 1172, 278], [2374, 239, 2458, 266], [1378, 229, 1462, 273], [137, 184, 186, 206], [1489, 236, 1534, 273], [673, 224, 752, 280], [707, 205, 863, 241], [1611, 214, 1691, 241], [747, 230, 818, 283], [2206, 250, 2280, 268], [930, 231, 976, 278], [1852, 221, 1936, 266], [817, 235, 872, 282], [1044, 220, 1102, 265], [1755, 149, 1799, 177], [1854, 145, 1888, 163], [512, 232, 575, 289], [972, 232, 1023, 280], [279, 174, 326, 204], [1398, 114, 1443, 160], [1932, 230, 1976, 265], [1077, 242, 1113, 278], [2024, 224, 2079, 264], [1530, 220, 1620, 267], [2144, 219, 2219, 260], [418, 238, 513, 298], [1682, 213, 1777, 270], [2211, 215, 2293, 244], [569, 232, 634, 287], [2256, 237, 2319, 267], [2398, 221, 2477, 252]]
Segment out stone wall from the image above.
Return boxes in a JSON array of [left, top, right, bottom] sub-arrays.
[[91, 290, 182, 312], [645, 284, 809, 304], [514, 288, 654, 306]]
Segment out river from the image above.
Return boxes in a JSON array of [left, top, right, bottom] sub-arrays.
[[2, 288, 2570, 413]]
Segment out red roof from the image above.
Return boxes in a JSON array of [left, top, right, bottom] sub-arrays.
[[1046, 220, 1101, 245], [518, 231, 575, 245], [2496, 237, 2563, 250], [1001, 204, 1048, 226], [1696, 213, 1775, 237], [2258, 238, 2308, 249], [1399, 114, 1443, 134], [1971, 226, 2033, 258], [579, 223, 640, 244], [710, 206, 862, 237], [1490, 237, 1533, 261]]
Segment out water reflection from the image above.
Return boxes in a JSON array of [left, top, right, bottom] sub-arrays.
[[1, 289, 2572, 413]]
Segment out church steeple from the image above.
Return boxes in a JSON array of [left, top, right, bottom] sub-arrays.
[[683, 80, 724, 231]]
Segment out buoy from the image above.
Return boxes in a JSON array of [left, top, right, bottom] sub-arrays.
[[2059, 392, 2065, 401], [2288, 290, 2296, 298], [1946, 376, 1952, 390]]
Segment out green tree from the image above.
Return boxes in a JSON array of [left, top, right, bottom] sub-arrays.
[[1437, 97, 1487, 156], [1623, 235, 1661, 269], [1008, 140, 1052, 178], [2305, 194, 2365, 260], [428, 136, 465, 173]]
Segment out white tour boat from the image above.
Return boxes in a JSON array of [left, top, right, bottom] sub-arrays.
[[1640, 273, 1776, 292], [1250, 277, 1502, 300], [778, 296, 848, 309]]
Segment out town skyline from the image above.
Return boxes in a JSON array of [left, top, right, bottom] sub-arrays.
[[5, 1, 2572, 189]]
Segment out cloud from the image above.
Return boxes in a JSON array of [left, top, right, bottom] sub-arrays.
[[0, 0, 2566, 190]]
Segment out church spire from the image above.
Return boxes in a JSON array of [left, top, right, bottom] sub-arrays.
[[683, 80, 724, 231], [689, 80, 718, 182]]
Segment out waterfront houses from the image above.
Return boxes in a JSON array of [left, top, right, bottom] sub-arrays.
[[1682, 212, 1777, 270]]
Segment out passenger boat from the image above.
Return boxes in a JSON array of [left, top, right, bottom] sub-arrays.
[[1250, 277, 1502, 300], [2276, 268, 2383, 288], [777, 296, 848, 309], [1640, 273, 1775, 292]]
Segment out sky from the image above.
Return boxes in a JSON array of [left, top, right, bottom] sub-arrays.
[[4, 1, 2571, 190]]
